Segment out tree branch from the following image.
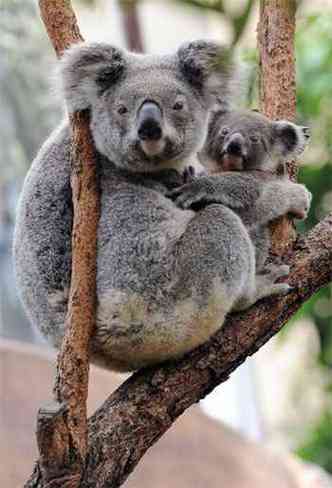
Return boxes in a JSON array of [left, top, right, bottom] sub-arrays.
[[26, 2, 100, 487], [258, 0, 298, 254], [79, 213, 331, 487]]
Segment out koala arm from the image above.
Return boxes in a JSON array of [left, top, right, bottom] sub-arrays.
[[168, 173, 260, 212], [249, 179, 312, 227], [169, 171, 311, 228]]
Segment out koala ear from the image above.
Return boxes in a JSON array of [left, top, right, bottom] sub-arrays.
[[273, 120, 310, 157], [59, 42, 127, 112], [177, 40, 233, 104]]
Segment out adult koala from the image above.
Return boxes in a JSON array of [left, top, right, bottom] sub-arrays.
[[14, 42, 291, 372]]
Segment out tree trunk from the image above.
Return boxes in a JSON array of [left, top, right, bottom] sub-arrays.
[[25, 2, 100, 487], [258, 0, 297, 255]]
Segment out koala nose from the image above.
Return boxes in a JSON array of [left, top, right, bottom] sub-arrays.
[[137, 102, 163, 141], [225, 133, 246, 157]]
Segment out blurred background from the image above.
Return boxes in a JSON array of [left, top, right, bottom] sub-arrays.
[[0, 0, 331, 486]]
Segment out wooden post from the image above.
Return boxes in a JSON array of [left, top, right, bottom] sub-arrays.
[[25, 2, 100, 486]]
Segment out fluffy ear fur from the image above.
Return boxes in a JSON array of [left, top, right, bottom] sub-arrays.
[[273, 121, 310, 156], [59, 42, 127, 112], [177, 40, 234, 106]]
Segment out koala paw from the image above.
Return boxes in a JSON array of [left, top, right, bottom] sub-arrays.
[[262, 263, 290, 280], [254, 264, 292, 302], [167, 182, 212, 210], [288, 184, 312, 220]]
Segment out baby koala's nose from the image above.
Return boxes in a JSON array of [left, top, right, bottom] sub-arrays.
[[137, 101, 163, 141], [225, 133, 246, 156]]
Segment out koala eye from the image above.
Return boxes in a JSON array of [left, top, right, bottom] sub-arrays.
[[221, 127, 229, 136], [173, 101, 184, 111], [117, 104, 128, 115], [250, 135, 260, 144]]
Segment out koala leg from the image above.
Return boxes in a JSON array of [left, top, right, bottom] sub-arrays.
[[171, 203, 257, 316], [249, 225, 270, 272], [233, 264, 290, 311]]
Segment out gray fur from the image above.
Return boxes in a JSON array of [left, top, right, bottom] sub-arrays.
[[171, 109, 311, 272], [14, 43, 290, 372]]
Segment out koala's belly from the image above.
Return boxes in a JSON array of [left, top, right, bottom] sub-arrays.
[[92, 284, 228, 371]]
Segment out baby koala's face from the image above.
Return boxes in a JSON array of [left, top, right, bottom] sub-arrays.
[[200, 109, 310, 173]]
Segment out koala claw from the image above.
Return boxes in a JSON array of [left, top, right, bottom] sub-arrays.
[[253, 264, 291, 303], [166, 186, 183, 201], [176, 193, 203, 210], [269, 282, 292, 296], [167, 185, 210, 210], [263, 263, 290, 280], [183, 165, 196, 183]]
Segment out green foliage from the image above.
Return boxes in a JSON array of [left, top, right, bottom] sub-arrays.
[[0, 0, 60, 180], [290, 13, 332, 472], [173, 0, 255, 45], [297, 411, 332, 473], [173, 0, 226, 12], [295, 14, 332, 368], [240, 13, 332, 366], [239, 13, 332, 470]]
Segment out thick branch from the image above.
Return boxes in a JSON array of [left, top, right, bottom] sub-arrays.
[[27, 2, 100, 487], [75, 214, 331, 487]]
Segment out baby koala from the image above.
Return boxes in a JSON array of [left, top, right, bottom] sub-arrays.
[[171, 108, 311, 279]]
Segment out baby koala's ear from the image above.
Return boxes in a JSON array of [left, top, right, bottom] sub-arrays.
[[273, 120, 311, 157], [177, 40, 233, 106], [59, 42, 127, 112]]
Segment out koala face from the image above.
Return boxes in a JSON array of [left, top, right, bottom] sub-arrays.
[[60, 41, 233, 172], [90, 69, 208, 171], [202, 109, 310, 173]]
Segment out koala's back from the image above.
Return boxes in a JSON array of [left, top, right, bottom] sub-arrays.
[[14, 123, 73, 346]]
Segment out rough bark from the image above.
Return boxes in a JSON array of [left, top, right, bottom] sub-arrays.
[[27, 213, 332, 488], [26, 2, 100, 487], [258, 0, 297, 254], [39, 0, 83, 56]]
